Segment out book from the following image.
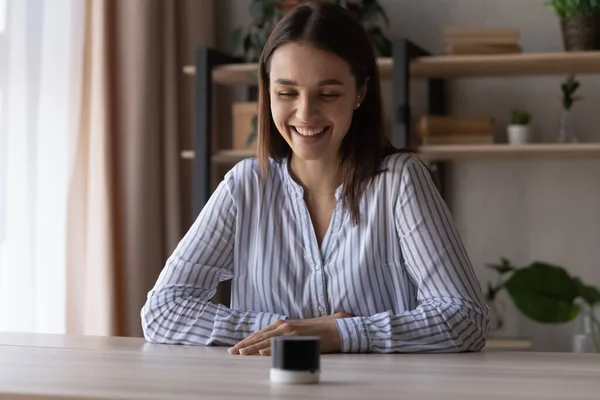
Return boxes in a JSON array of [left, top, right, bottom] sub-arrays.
[[421, 135, 494, 145], [418, 115, 495, 137], [443, 27, 520, 43], [445, 43, 523, 55]]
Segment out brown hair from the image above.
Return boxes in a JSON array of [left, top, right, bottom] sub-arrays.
[[257, 1, 400, 224]]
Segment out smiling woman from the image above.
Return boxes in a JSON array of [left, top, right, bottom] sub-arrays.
[[142, 1, 490, 355]]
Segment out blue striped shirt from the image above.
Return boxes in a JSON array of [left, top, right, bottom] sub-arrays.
[[141, 152, 489, 353]]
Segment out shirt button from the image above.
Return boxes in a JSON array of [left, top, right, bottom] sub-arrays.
[[315, 264, 321, 270], [317, 306, 325, 312]]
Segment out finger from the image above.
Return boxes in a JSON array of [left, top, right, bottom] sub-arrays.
[[229, 320, 284, 354], [259, 347, 271, 356], [239, 326, 295, 355], [239, 338, 272, 356], [257, 331, 299, 357]]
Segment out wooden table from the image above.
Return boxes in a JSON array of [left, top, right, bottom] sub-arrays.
[[1, 332, 599, 400]]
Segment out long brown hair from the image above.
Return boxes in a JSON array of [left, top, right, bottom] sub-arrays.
[[257, 1, 400, 224]]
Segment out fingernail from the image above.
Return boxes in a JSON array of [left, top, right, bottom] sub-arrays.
[[227, 347, 236, 354], [239, 348, 248, 355]]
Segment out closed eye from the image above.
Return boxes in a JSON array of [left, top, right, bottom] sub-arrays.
[[277, 92, 297, 99]]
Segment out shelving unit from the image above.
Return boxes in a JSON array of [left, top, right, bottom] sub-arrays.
[[183, 51, 600, 81], [184, 42, 600, 216], [182, 143, 600, 165]]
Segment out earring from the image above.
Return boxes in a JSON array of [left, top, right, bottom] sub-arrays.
[[355, 103, 361, 109]]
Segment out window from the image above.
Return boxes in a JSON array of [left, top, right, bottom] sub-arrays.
[[0, 0, 83, 333]]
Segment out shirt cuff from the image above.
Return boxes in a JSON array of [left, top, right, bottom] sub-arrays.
[[252, 312, 287, 332], [334, 317, 371, 353]]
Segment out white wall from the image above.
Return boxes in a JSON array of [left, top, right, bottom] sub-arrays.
[[216, 0, 600, 352]]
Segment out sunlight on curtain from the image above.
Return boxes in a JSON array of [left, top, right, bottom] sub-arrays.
[[0, 0, 84, 333]]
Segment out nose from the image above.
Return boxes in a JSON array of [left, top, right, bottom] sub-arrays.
[[296, 94, 319, 122]]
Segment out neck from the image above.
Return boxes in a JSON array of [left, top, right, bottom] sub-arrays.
[[289, 156, 341, 195]]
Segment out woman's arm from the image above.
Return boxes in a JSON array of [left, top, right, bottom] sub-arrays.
[[141, 171, 286, 346], [335, 157, 489, 353]]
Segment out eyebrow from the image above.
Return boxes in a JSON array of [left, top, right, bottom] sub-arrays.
[[274, 78, 343, 86]]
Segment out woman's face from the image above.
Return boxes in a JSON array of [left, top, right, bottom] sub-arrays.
[[269, 42, 365, 163]]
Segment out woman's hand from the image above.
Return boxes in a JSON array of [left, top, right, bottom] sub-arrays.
[[228, 312, 352, 356]]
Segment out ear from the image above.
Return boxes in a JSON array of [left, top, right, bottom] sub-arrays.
[[356, 77, 369, 108]]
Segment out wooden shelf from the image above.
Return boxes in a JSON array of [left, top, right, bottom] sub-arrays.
[[484, 337, 533, 351], [183, 59, 393, 84], [181, 144, 600, 165], [410, 51, 600, 78], [211, 149, 256, 164], [183, 51, 600, 83], [418, 143, 600, 160]]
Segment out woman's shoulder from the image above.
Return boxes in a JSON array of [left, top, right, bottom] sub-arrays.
[[379, 151, 424, 176], [224, 157, 284, 191]]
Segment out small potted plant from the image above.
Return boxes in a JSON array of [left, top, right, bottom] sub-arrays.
[[547, 0, 600, 51], [507, 109, 533, 144], [558, 74, 582, 142]]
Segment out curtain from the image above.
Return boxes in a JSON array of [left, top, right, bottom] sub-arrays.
[[0, 0, 215, 336], [66, 0, 216, 337], [0, 0, 85, 333]]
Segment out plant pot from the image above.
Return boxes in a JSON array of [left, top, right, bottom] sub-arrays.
[[507, 124, 532, 144], [561, 15, 600, 51]]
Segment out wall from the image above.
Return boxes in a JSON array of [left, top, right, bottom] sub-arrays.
[[215, 0, 600, 352]]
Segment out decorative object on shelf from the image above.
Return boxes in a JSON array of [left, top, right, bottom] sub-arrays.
[[228, 0, 392, 63], [557, 73, 582, 142], [485, 257, 600, 353], [417, 115, 494, 145], [547, 0, 600, 51], [232, 102, 259, 150], [443, 27, 522, 55], [507, 109, 533, 144]]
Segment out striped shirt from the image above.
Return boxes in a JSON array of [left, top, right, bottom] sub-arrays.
[[141, 152, 490, 353]]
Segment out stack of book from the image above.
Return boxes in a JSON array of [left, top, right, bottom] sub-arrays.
[[417, 115, 495, 145], [443, 27, 522, 55]]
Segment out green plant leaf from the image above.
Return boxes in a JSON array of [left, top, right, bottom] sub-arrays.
[[359, 0, 379, 22], [368, 26, 392, 57], [247, 115, 258, 146], [377, 3, 390, 26], [250, 0, 267, 24], [486, 257, 516, 275], [505, 262, 580, 323], [486, 282, 498, 302], [574, 277, 600, 306]]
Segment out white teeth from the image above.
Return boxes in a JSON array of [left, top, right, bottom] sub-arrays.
[[294, 126, 326, 136]]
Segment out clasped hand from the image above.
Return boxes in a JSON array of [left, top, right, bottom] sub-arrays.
[[228, 312, 352, 356]]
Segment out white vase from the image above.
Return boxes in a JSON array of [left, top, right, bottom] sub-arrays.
[[507, 124, 532, 144]]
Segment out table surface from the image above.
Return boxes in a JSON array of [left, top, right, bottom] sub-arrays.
[[1, 332, 599, 400]]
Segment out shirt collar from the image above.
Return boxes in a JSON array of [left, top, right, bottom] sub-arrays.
[[281, 156, 343, 202]]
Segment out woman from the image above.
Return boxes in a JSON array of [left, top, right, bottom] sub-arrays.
[[141, 1, 489, 355]]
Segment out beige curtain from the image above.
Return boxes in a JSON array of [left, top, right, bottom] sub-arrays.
[[67, 0, 215, 337]]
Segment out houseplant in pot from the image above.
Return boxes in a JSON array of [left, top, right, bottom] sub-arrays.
[[547, 0, 600, 51], [507, 109, 533, 144], [486, 257, 600, 352], [229, 0, 392, 63]]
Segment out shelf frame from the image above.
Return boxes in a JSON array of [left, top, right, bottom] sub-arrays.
[[192, 49, 238, 218]]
